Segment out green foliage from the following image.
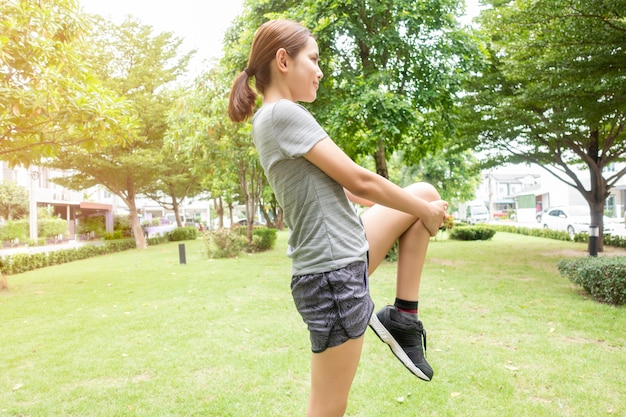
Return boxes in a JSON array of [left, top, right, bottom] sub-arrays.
[[604, 233, 626, 248], [103, 231, 124, 240], [203, 228, 246, 258], [113, 215, 133, 237], [462, 0, 626, 249], [449, 226, 496, 241], [77, 216, 106, 237], [0, 220, 28, 242], [0, 0, 136, 166], [299, 0, 484, 177], [168, 226, 199, 241], [147, 235, 169, 246], [38, 218, 66, 238], [0, 181, 29, 220], [250, 227, 278, 252], [486, 224, 626, 247], [558, 257, 626, 306]]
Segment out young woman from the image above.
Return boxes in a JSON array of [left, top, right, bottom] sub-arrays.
[[228, 19, 448, 417]]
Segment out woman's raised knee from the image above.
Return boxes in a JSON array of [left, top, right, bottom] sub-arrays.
[[404, 182, 441, 202]]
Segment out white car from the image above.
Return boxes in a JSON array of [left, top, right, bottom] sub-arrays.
[[542, 206, 614, 239]]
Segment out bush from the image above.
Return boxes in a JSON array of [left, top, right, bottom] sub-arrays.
[[249, 227, 277, 252], [78, 216, 106, 237], [103, 231, 124, 240], [557, 256, 626, 305], [38, 217, 66, 238], [169, 226, 199, 241], [114, 215, 133, 237], [449, 226, 496, 241], [204, 228, 246, 258], [0, 220, 29, 242]]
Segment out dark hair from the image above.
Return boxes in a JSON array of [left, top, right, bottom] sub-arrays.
[[228, 19, 312, 123]]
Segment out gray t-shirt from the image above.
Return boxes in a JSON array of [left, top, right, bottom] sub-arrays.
[[252, 99, 368, 275]]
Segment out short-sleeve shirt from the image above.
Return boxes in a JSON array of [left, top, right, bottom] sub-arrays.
[[252, 99, 368, 276]]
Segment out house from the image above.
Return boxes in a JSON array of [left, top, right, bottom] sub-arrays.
[[473, 163, 626, 223], [0, 162, 212, 240]]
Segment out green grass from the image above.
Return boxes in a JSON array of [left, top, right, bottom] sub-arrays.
[[1, 232, 624, 417]]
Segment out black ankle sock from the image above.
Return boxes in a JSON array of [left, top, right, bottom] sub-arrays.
[[394, 298, 418, 315]]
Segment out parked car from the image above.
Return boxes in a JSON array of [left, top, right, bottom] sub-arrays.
[[542, 206, 614, 238], [466, 204, 489, 225]]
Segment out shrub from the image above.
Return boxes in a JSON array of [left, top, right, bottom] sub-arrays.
[[38, 217, 66, 238], [449, 226, 496, 241], [169, 226, 199, 241], [0, 220, 28, 242], [78, 216, 106, 237], [114, 215, 132, 237], [204, 228, 246, 258], [103, 231, 124, 240], [557, 256, 626, 305], [249, 227, 277, 252], [147, 235, 169, 246]]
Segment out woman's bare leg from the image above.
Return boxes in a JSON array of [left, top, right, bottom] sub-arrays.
[[306, 337, 365, 417], [361, 182, 440, 381], [362, 182, 440, 280]]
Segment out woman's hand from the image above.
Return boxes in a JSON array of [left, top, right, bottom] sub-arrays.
[[423, 200, 449, 236]]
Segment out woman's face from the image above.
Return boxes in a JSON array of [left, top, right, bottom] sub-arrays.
[[286, 36, 323, 103]]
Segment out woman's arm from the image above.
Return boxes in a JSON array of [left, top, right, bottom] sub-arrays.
[[344, 188, 374, 207], [305, 137, 447, 235]]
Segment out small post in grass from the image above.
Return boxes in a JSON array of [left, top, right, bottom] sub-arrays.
[[178, 243, 187, 264], [588, 225, 598, 257]]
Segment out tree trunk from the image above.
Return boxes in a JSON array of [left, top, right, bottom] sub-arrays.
[[586, 128, 608, 253], [374, 141, 388, 179], [172, 197, 183, 227], [128, 200, 147, 249], [213, 197, 224, 229]]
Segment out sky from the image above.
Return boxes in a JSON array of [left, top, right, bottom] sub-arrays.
[[79, 0, 245, 77], [78, 0, 481, 79]]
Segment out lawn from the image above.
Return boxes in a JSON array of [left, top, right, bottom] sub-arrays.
[[0, 232, 624, 417]]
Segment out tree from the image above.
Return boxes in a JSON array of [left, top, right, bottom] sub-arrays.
[[393, 150, 482, 207], [47, 17, 194, 249], [0, 180, 29, 221], [297, 0, 484, 178], [462, 0, 626, 251], [0, 0, 136, 166], [165, 66, 266, 239]]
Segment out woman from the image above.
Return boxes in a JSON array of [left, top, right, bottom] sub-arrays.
[[228, 19, 448, 417]]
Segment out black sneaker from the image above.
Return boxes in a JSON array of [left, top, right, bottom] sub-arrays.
[[369, 305, 433, 381]]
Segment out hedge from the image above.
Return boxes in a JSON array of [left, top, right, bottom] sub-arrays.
[[557, 256, 626, 305], [0, 239, 137, 275], [449, 226, 496, 241]]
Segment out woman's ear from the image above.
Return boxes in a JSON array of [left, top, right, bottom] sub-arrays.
[[275, 48, 289, 73]]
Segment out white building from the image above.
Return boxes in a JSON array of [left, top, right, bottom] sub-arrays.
[[1, 162, 212, 240], [474, 163, 626, 223]]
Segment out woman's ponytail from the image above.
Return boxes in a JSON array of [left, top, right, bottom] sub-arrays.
[[228, 69, 257, 123]]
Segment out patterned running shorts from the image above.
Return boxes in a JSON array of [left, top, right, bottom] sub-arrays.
[[291, 261, 374, 353]]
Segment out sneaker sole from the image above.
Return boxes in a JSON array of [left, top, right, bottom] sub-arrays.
[[369, 312, 431, 381]]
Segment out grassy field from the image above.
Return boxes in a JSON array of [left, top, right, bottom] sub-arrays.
[[0, 232, 624, 417]]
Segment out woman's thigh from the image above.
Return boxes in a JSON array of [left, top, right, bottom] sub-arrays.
[[361, 182, 439, 275]]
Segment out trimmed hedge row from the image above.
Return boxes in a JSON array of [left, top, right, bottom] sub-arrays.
[[0, 226, 200, 276], [558, 257, 626, 305], [487, 224, 626, 247], [449, 226, 496, 241], [0, 239, 137, 275]]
